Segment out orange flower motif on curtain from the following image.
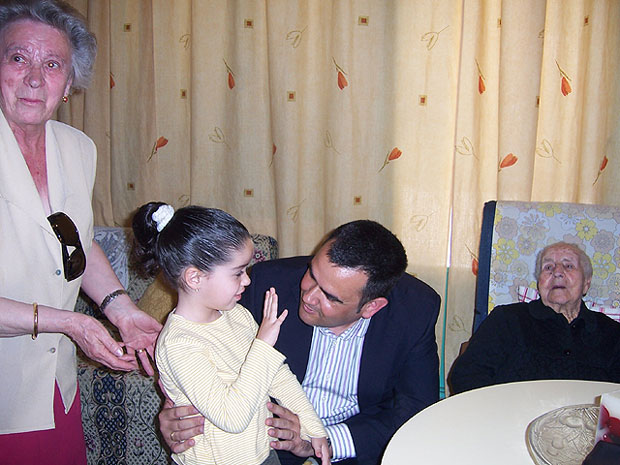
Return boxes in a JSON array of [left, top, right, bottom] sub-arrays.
[[148, 136, 168, 161], [475, 59, 485, 94], [555, 60, 572, 96], [466, 245, 479, 276], [270, 143, 277, 166], [110, 72, 115, 89], [498, 153, 518, 171], [223, 59, 235, 89], [379, 147, 402, 172], [332, 57, 348, 90], [593, 155, 609, 185]]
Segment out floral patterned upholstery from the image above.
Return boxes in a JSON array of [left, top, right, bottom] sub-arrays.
[[76, 227, 278, 465], [474, 201, 620, 331]]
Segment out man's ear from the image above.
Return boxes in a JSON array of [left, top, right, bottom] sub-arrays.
[[359, 297, 388, 319]]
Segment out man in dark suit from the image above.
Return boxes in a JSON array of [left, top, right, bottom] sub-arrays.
[[159, 220, 440, 465]]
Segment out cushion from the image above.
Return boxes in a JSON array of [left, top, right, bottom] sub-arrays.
[[517, 286, 620, 323], [137, 273, 177, 324], [94, 226, 131, 288]]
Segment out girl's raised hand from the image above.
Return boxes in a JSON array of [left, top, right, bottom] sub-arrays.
[[256, 287, 288, 346]]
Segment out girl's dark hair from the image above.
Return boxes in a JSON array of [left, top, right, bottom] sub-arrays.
[[132, 202, 251, 290]]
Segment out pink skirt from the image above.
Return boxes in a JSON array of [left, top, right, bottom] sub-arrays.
[[0, 381, 87, 465]]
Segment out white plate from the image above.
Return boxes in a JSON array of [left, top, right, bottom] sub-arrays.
[[526, 404, 599, 465]]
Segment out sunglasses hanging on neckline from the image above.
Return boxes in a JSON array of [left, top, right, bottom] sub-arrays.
[[47, 211, 86, 282]]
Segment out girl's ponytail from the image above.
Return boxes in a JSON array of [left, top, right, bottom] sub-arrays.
[[132, 202, 172, 276]]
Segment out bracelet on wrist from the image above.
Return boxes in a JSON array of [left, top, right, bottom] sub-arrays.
[[31, 302, 38, 340], [99, 289, 128, 313]]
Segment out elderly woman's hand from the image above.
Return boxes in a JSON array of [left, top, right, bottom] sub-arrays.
[[68, 312, 138, 371], [104, 301, 162, 375], [80, 241, 163, 375]]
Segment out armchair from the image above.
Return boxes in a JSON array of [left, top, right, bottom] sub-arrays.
[[474, 201, 620, 332]]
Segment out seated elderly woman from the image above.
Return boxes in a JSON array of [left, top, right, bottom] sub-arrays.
[[449, 241, 620, 395]]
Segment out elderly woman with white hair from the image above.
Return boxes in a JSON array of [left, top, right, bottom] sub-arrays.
[[450, 241, 620, 395]]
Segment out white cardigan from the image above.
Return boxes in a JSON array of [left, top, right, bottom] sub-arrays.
[[0, 109, 96, 434]]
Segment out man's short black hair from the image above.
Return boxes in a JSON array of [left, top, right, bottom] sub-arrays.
[[323, 220, 408, 307]]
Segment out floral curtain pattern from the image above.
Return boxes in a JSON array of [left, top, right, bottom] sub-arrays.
[[61, 0, 620, 393]]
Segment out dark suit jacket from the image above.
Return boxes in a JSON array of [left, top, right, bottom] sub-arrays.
[[240, 256, 440, 465]]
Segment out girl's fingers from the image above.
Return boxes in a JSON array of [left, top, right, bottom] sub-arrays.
[[263, 288, 279, 321], [270, 291, 278, 316], [263, 289, 273, 316], [277, 309, 288, 324]]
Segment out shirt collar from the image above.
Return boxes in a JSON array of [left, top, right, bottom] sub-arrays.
[[530, 298, 596, 332], [318, 317, 371, 340]]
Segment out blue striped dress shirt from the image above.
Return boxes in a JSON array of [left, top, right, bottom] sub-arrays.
[[302, 317, 370, 462]]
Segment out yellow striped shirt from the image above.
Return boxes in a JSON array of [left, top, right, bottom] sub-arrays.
[[156, 304, 327, 465]]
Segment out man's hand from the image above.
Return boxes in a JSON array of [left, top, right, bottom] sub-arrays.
[[158, 398, 205, 453], [266, 402, 314, 457]]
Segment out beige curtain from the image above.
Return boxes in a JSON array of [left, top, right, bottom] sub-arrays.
[[61, 0, 620, 395], [447, 0, 620, 393]]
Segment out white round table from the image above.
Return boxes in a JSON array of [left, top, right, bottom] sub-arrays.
[[382, 380, 620, 465]]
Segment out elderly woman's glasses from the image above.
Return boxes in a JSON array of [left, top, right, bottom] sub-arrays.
[[47, 212, 86, 282]]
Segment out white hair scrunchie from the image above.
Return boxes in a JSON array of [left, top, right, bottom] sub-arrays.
[[152, 204, 175, 232]]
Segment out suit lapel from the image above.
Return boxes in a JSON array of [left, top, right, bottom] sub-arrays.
[[357, 300, 395, 407], [276, 258, 314, 382]]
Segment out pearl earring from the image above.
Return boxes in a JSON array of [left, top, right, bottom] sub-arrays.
[[62, 95, 68, 103]]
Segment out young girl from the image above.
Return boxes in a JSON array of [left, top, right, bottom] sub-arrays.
[[133, 202, 330, 465]]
